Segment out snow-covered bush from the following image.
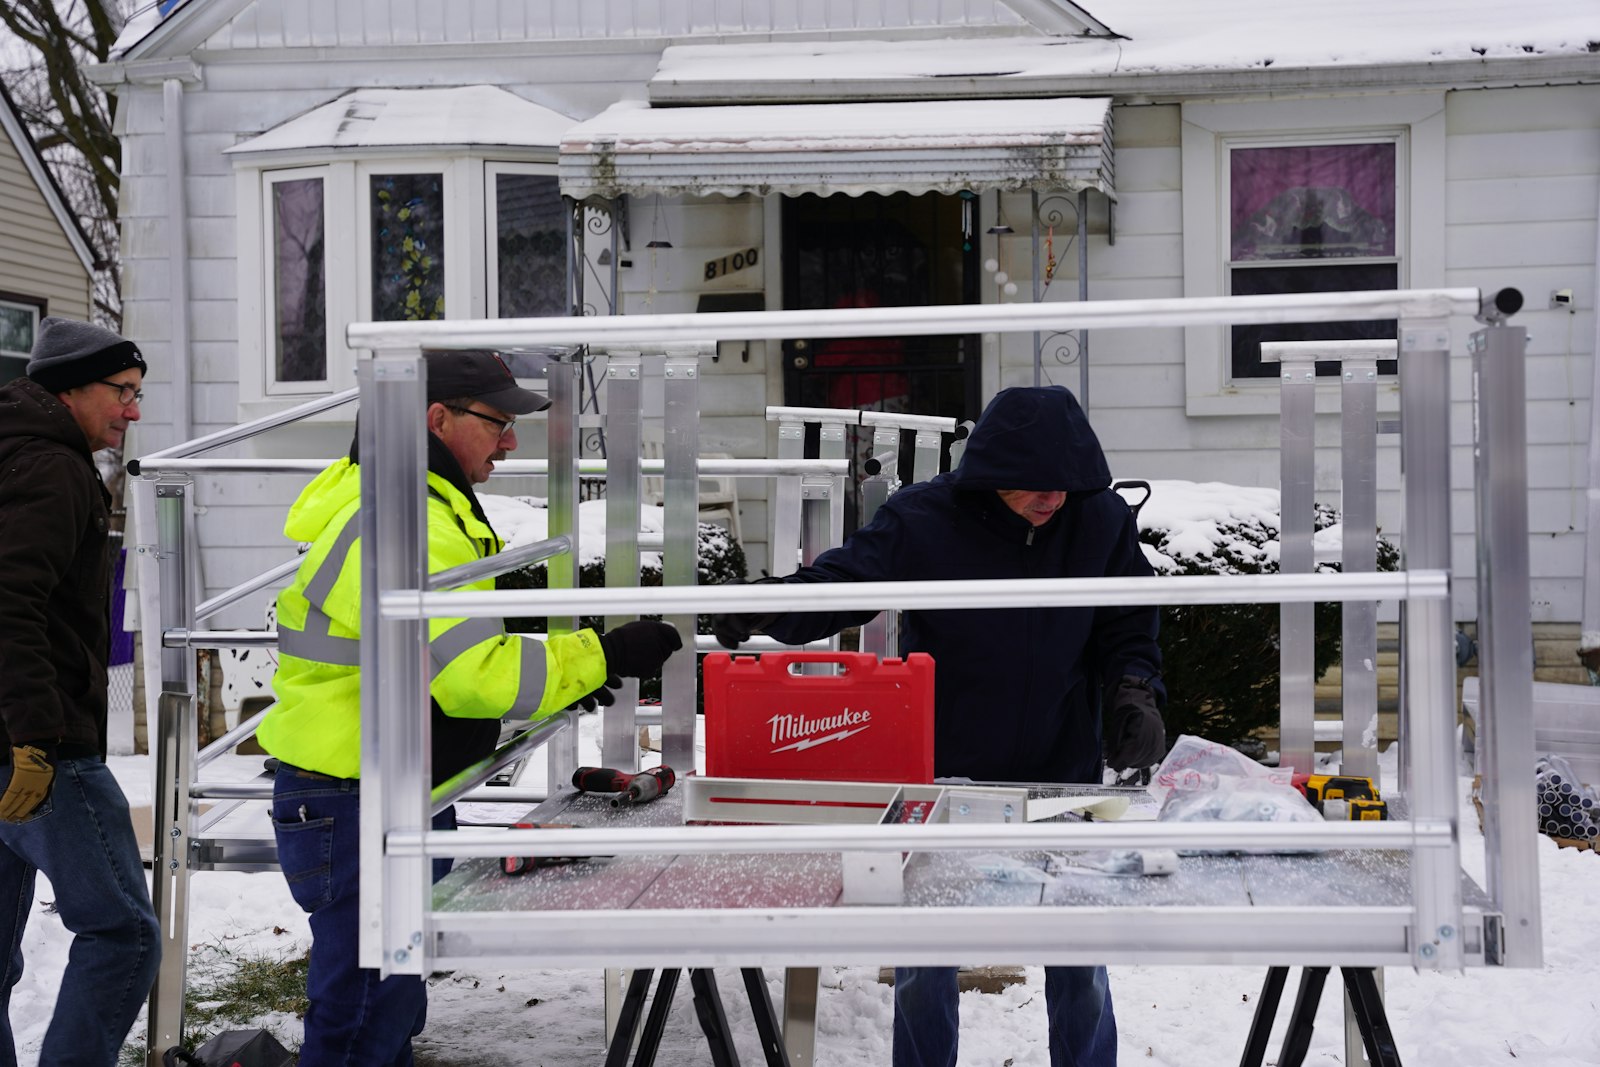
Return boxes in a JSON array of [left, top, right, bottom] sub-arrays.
[[1133, 481, 1398, 748]]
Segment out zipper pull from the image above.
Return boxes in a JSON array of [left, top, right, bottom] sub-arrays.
[[1026, 527, 1035, 547]]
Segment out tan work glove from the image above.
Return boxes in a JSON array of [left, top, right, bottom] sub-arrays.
[[0, 746, 55, 823]]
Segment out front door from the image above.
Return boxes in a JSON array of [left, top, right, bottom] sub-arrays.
[[780, 191, 981, 524]]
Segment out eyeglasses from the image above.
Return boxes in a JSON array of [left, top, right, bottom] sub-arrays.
[[94, 379, 144, 405], [445, 405, 516, 438]]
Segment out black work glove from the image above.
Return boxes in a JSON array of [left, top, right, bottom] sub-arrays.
[[568, 678, 620, 714], [710, 576, 787, 650], [0, 744, 55, 823], [1105, 676, 1167, 773], [599, 621, 684, 679]]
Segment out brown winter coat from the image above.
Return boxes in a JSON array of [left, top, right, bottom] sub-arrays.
[[0, 376, 113, 758]]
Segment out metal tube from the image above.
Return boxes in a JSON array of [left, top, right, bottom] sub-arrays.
[[130, 456, 850, 478], [349, 289, 1485, 351], [602, 353, 643, 769], [661, 354, 702, 773], [386, 570, 1447, 621], [858, 410, 959, 433], [357, 351, 431, 977], [193, 553, 304, 624], [543, 358, 582, 792], [428, 535, 571, 592], [1471, 324, 1543, 968], [1278, 351, 1317, 776], [128, 388, 357, 472], [771, 419, 806, 576], [1077, 186, 1089, 410], [1341, 357, 1381, 782], [429, 711, 576, 816], [388, 818, 1458, 861], [1033, 188, 1043, 388], [163, 629, 279, 649], [195, 703, 273, 770], [1396, 317, 1464, 971], [147, 472, 198, 1058]]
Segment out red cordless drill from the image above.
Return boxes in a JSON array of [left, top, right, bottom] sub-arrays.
[[571, 765, 677, 807]]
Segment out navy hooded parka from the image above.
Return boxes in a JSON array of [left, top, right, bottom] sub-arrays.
[[762, 386, 1162, 784]]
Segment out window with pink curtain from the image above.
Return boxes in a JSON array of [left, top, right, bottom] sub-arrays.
[[1229, 142, 1399, 378]]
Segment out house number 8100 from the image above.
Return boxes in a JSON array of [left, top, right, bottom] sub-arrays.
[[705, 248, 759, 280]]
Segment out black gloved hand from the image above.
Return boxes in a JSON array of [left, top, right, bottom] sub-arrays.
[[599, 621, 684, 679], [568, 676, 621, 714], [0, 744, 55, 823], [710, 576, 787, 650], [1105, 675, 1167, 773]]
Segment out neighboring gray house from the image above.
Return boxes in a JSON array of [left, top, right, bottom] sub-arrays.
[[0, 82, 95, 383], [95, 1, 1598, 664]]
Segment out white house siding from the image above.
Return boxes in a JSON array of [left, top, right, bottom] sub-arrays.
[[0, 134, 91, 321], [203, 0, 1030, 50], [1444, 85, 1599, 623], [980, 91, 1597, 625]]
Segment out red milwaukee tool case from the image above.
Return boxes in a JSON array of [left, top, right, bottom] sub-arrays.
[[703, 651, 934, 783]]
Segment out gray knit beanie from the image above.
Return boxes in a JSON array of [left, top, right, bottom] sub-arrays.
[[26, 317, 147, 394]]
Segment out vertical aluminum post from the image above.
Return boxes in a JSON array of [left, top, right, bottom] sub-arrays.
[[662, 352, 703, 773], [1470, 323, 1542, 967], [357, 351, 430, 975], [1278, 351, 1317, 776], [1341, 357, 1381, 782], [817, 418, 847, 541], [772, 417, 805, 576], [545, 357, 581, 784], [146, 476, 196, 1060], [859, 422, 900, 659], [603, 353, 644, 770], [912, 428, 942, 486], [1397, 316, 1463, 970], [1077, 186, 1090, 412]]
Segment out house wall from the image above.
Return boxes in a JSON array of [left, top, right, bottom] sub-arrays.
[[981, 89, 1598, 624], [112, 14, 1598, 628], [0, 126, 92, 321]]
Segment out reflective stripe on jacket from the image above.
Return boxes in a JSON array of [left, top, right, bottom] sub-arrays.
[[258, 456, 606, 779]]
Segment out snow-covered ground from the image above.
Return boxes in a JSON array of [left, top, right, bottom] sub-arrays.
[[7, 731, 1596, 1065]]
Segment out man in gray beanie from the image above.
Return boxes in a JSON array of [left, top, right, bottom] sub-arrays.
[[0, 317, 159, 1062]]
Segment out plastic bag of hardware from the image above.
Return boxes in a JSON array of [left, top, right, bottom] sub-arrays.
[[1150, 733, 1294, 801], [1157, 776, 1322, 855], [965, 853, 1053, 884]]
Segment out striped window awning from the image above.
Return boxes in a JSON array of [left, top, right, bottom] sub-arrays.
[[559, 97, 1113, 200]]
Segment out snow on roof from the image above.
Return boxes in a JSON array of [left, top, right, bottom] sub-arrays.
[[652, 0, 1598, 88], [224, 86, 577, 157]]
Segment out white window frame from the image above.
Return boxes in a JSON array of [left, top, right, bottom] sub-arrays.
[[1181, 94, 1445, 416], [235, 153, 558, 419], [485, 161, 565, 320], [0, 297, 41, 365]]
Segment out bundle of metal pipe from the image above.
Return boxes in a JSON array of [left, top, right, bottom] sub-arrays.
[[1535, 755, 1599, 842]]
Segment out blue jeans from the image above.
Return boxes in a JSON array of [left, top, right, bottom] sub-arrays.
[[893, 965, 1116, 1067], [271, 763, 455, 1067], [0, 757, 160, 1067]]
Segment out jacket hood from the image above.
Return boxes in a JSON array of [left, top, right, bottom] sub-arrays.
[[950, 386, 1111, 493], [0, 377, 91, 458]]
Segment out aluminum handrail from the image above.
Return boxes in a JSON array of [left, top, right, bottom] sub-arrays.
[[383, 570, 1447, 621], [348, 289, 1488, 350], [195, 704, 273, 770], [429, 535, 571, 591], [388, 818, 1457, 860], [193, 553, 304, 625], [163, 629, 278, 649], [429, 710, 578, 816], [126, 387, 358, 474], [129, 456, 848, 478]]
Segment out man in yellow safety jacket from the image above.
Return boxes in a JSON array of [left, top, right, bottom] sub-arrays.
[[259, 349, 681, 1065]]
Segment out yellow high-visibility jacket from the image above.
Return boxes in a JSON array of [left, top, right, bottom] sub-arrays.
[[258, 456, 606, 779]]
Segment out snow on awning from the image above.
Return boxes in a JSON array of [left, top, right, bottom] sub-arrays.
[[558, 97, 1113, 200], [225, 86, 577, 160]]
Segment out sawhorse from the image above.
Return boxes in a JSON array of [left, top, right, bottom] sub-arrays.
[[604, 968, 790, 1067], [1240, 967, 1400, 1067]]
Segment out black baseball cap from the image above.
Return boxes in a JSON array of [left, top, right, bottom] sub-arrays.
[[423, 349, 550, 413]]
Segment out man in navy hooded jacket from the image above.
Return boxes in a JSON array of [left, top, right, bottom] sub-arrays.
[[713, 385, 1165, 1067]]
